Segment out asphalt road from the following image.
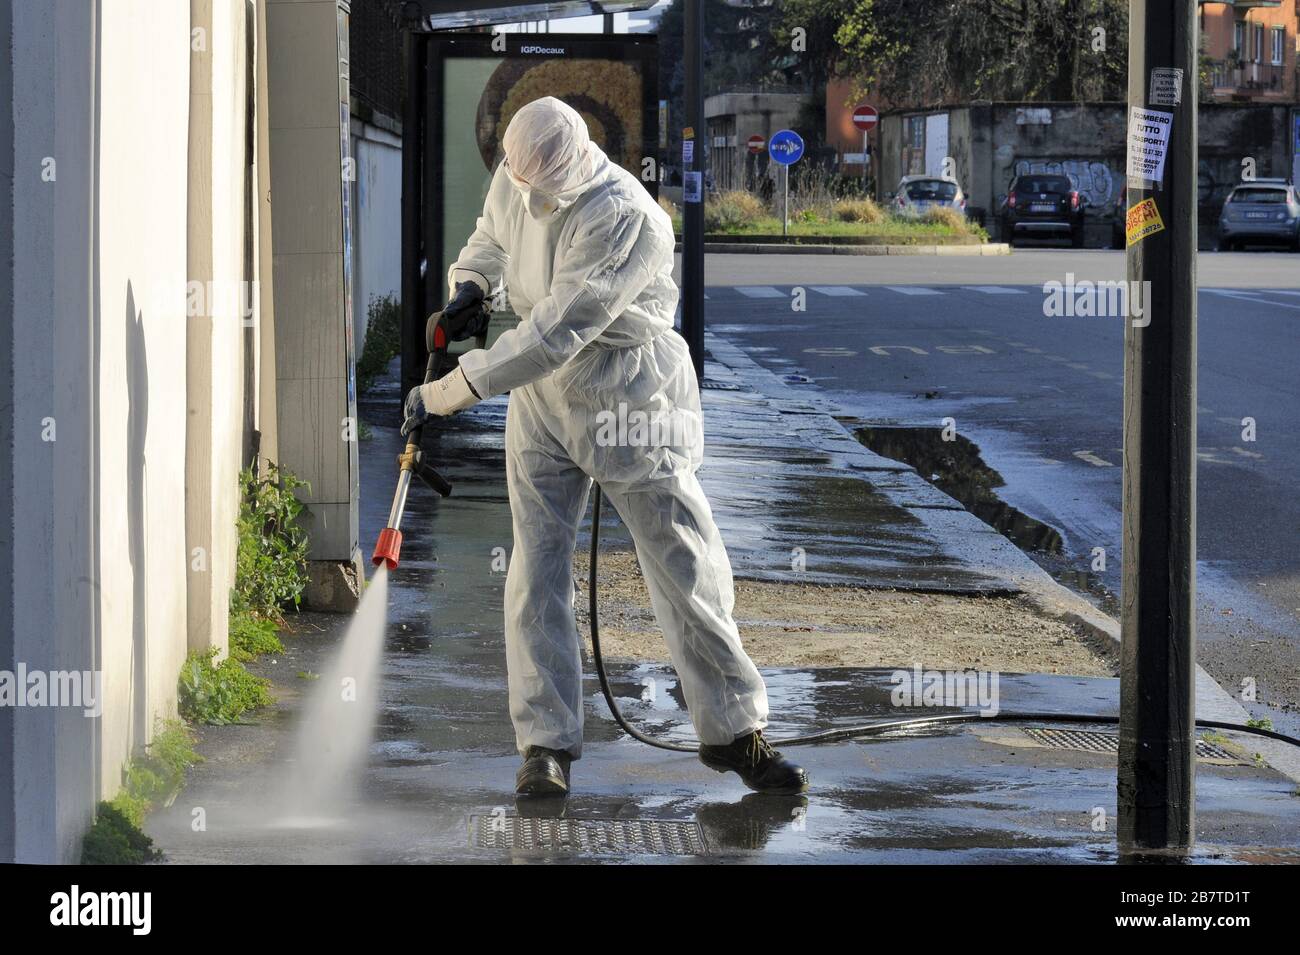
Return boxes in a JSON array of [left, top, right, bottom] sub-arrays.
[[693, 249, 1300, 734]]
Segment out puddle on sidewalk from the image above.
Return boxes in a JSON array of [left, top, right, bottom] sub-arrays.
[[852, 424, 1119, 617], [855, 426, 1061, 554]]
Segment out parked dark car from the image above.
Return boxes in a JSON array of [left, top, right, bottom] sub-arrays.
[[1216, 180, 1300, 251], [999, 174, 1086, 247], [1109, 186, 1128, 249]]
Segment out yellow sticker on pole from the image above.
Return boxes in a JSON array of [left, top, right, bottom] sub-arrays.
[[1125, 197, 1165, 247]]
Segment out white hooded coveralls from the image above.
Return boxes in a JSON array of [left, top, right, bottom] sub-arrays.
[[450, 98, 768, 756]]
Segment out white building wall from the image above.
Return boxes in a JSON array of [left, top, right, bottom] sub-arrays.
[[186, 0, 250, 660], [207, 0, 251, 661], [93, 0, 193, 795], [8, 0, 101, 864], [4, 0, 268, 861], [267, 0, 360, 575]]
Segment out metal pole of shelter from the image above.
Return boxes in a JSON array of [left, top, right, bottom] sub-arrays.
[[1117, 0, 1198, 855], [680, 0, 705, 379], [401, 28, 426, 400]]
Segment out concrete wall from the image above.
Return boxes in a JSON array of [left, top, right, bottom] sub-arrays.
[[704, 92, 805, 193], [1198, 103, 1292, 213], [2, 0, 191, 862], [3, 0, 103, 865], [186, 0, 251, 659], [95, 0, 194, 801], [254, 0, 280, 469], [881, 101, 1295, 247], [984, 102, 1128, 240], [350, 117, 402, 358], [0, 0, 13, 863], [2, 0, 277, 862], [267, 0, 362, 604]]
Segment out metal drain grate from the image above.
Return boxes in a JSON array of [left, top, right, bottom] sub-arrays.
[[1022, 727, 1239, 761], [469, 815, 709, 856], [699, 378, 741, 391]]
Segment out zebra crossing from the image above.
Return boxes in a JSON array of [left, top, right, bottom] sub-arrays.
[[727, 284, 1031, 299], [720, 284, 1300, 302]]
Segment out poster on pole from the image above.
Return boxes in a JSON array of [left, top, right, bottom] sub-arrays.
[[1126, 106, 1172, 186], [683, 171, 702, 204]]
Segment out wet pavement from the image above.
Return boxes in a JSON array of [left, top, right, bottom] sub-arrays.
[[696, 336, 1045, 594], [146, 350, 1300, 863], [698, 267, 1300, 743]]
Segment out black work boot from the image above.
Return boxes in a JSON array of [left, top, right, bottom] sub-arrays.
[[698, 730, 809, 794], [515, 746, 572, 796]]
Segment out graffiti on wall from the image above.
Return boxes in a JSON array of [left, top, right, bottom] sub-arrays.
[[1197, 159, 1239, 208], [1011, 158, 1118, 208]]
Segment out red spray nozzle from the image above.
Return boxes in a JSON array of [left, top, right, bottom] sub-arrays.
[[372, 527, 403, 569]]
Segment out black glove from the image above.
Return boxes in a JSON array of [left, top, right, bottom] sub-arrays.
[[427, 280, 489, 349]]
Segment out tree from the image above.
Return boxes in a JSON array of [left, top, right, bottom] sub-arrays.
[[777, 0, 1128, 108], [657, 1, 798, 175]]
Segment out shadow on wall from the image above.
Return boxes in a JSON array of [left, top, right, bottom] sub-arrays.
[[125, 282, 149, 752]]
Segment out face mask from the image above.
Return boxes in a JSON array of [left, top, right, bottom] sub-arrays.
[[505, 159, 561, 221], [522, 187, 560, 221]]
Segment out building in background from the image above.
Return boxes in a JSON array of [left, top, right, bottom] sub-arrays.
[[348, 0, 406, 358], [875, 101, 1298, 247], [704, 91, 806, 193], [825, 77, 881, 191], [1199, 0, 1297, 102]]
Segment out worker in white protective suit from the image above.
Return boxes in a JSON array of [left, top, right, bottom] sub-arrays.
[[402, 97, 808, 797]]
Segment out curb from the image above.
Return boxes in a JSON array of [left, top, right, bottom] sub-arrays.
[[675, 241, 1011, 256], [703, 331, 1300, 783], [1016, 575, 1300, 783]]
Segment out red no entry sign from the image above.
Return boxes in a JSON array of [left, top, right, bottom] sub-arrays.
[[747, 135, 766, 154], [852, 104, 878, 131]]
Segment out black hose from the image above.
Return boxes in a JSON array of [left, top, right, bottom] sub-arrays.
[[586, 486, 1300, 754]]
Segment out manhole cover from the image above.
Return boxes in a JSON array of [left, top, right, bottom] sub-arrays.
[[469, 815, 709, 856], [1022, 727, 1239, 761]]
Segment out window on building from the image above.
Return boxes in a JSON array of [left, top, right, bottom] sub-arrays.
[[1254, 23, 1264, 63], [1272, 26, 1284, 66], [1234, 20, 1245, 59], [908, 116, 924, 149]]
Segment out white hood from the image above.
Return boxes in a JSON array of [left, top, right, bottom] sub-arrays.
[[502, 96, 609, 219]]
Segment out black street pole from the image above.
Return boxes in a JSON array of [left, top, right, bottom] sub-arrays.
[[681, 0, 705, 379], [1118, 0, 1198, 854], [401, 29, 426, 402]]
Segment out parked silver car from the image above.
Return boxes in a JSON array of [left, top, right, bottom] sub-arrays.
[[1217, 180, 1300, 251], [891, 175, 967, 216]]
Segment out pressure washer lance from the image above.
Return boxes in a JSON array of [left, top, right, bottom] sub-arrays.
[[371, 301, 488, 570]]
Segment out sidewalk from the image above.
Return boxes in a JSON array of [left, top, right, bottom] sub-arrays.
[[145, 341, 1300, 863]]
